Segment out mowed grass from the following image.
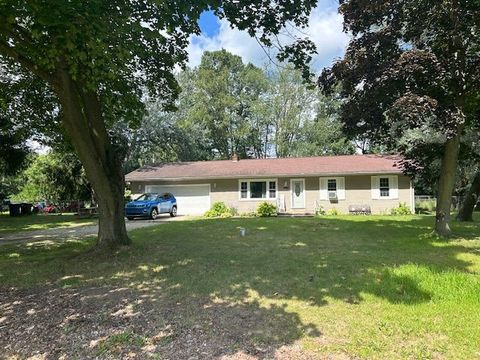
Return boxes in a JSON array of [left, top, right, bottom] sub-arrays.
[[1, 214, 480, 359], [0, 213, 95, 234]]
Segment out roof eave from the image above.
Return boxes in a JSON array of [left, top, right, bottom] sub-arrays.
[[125, 170, 405, 182]]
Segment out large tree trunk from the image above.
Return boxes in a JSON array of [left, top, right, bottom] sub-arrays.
[[54, 69, 130, 249], [457, 171, 480, 222], [435, 134, 461, 236]]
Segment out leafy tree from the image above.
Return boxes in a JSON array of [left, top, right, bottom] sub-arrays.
[[0, 1, 317, 248], [188, 50, 269, 159], [13, 152, 91, 203], [319, 0, 480, 236], [289, 93, 355, 156], [266, 66, 317, 157], [0, 118, 29, 176], [129, 60, 354, 164], [0, 75, 34, 176], [267, 66, 353, 157], [122, 84, 213, 173]]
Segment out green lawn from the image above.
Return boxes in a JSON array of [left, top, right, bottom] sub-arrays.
[[0, 213, 95, 234], [1, 215, 479, 359]]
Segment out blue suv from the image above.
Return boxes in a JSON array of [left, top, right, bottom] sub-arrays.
[[125, 193, 177, 220]]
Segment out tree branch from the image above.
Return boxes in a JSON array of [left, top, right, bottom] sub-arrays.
[[0, 40, 56, 86]]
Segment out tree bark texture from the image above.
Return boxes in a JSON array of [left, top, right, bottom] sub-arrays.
[[54, 69, 130, 248], [435, 134, 462, 236], [457, 171, 480, 222]]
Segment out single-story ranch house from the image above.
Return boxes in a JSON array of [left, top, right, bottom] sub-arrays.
[[125, 154, 414, 215]]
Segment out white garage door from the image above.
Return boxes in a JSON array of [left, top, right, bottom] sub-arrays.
[[145, 184, 210, 215]]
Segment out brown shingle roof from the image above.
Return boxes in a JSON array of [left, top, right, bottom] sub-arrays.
[[125, 154, 404, 181]]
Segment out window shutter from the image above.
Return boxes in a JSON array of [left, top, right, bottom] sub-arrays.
[[319, 178, 328, 200], [371, 176, 379, 199], [337, 177, 346, 200], [390, 175, 399, 199]]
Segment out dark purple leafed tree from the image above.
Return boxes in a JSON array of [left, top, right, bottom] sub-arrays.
[[319, 0, 480, 236]]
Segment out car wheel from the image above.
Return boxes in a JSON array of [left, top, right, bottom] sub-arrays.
[[127, 217, 134, 221], [170, 206, 177, 217], [150, 208, 158, 220]]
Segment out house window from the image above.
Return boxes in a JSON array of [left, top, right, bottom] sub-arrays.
[[239, 179, 277, 200], [250, 181, 266, 198], [379, 177, 390, 197], [269, 181, 276, 198], [327, 179, 337, 192], [240, 182, 248, 199]]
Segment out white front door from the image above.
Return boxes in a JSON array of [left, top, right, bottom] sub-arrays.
[[291, 179, 305, 209]]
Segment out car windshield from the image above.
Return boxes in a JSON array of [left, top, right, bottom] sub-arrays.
[[135, 193, 158, 201]]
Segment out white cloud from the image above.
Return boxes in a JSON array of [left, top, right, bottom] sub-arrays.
[[186, 3, 350, 73]]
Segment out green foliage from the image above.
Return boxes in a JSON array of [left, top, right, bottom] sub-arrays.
[[126, 57, 354, 167], [204, 202, 236, 218], [415, 199, 436, 214], [122, 68, 214, 171], [256, 201, 277, 217], [267, 66, 354, 157], [0, 0, 317, 147], [0, 175, 22, 203], [390, 202, 413, 216], [0, 117, 30, 175], [12, 152, 91, 202], [0, 0, 318, 247], [124, 189, 132, 203], [190, 50, 269, 159], [326, 208, 342, 216], [315, 207, 326, 216], [319, 0, 480, 234]]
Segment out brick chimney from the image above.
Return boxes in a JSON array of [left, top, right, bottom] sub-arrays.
[[231, 153, 239, 162]]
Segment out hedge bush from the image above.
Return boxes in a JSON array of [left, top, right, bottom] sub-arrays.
[[326, 208, 342, 216], [204, 202, 236, 218], [390, 202, 412, 215], [256, 201, 277, 217]]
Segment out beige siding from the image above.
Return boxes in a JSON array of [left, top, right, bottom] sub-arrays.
[[129, 174, 413, 215], [316, 174, 412, 214]]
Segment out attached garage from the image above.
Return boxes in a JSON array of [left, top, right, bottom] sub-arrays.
[[144, 184, 211, 215]]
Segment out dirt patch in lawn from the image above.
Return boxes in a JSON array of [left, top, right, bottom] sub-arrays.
[[0, 284, 335, 360]]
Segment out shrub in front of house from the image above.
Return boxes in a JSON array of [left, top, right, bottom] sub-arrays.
[[316, 206, 326, 216], [204, 202, 236, 218], [256, 201, 277, 217], [390, 202, 412, 215], [326, 208, 342, 216]]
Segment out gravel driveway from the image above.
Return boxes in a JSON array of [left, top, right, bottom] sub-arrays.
[[0, 216, 182, 244]]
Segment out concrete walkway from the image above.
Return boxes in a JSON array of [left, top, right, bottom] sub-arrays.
[[0, 216, 183, 244]]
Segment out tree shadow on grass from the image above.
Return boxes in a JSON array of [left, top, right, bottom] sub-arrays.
[[0, 214, 94, 235], [0, 215, 479, 358], [0, 284, 320, 359]]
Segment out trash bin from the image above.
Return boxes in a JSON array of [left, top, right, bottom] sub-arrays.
[[9, 203, 22, 216], [21, 203, 33, 215]]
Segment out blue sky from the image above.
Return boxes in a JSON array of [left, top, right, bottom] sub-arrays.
[[198, 11, 220, 38], [188, 1, 349, 72]]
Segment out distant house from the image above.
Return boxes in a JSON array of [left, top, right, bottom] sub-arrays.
[[125, 154, 414, 215]]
